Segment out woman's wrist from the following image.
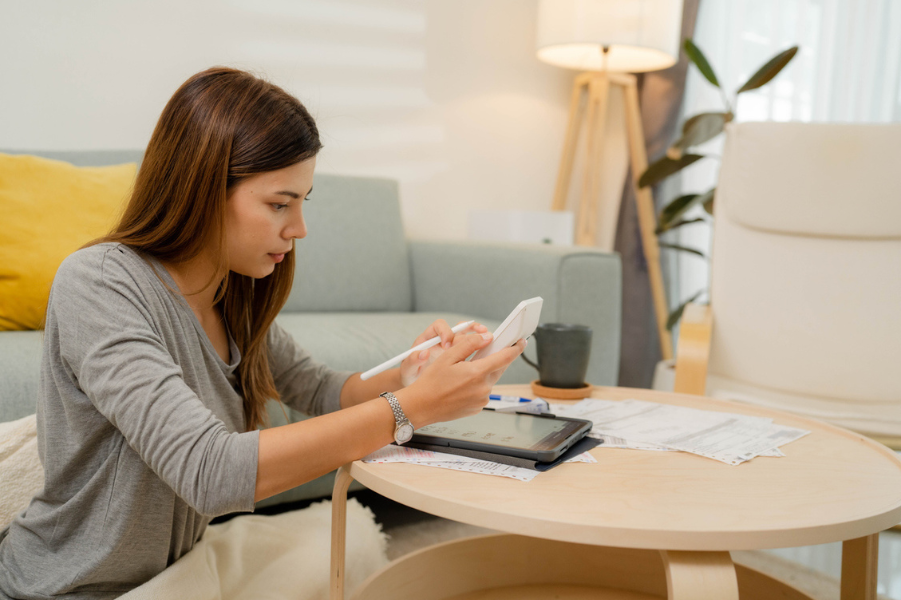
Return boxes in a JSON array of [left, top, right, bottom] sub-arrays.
[[393, 385, 429, 429], [388, 367, 405, 392]]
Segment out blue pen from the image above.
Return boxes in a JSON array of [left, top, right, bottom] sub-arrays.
[[488, 394, 531, 403]]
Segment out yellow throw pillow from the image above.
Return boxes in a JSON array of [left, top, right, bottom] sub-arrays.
[[0, 153, 137, 331]]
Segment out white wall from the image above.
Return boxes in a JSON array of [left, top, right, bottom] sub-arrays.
[[1, 0, 630, 242]]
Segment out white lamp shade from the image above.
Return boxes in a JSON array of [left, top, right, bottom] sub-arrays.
[[536, 0, 684, 73]]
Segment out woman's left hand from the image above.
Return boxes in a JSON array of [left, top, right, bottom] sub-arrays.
[[399, 319, 489, 387]]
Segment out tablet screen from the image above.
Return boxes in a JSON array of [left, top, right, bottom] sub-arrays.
[[413, 410, 580, 451]]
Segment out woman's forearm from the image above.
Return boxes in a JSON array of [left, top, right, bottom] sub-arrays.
[[255, 391, 406, 502], [256, 369, 409, 502], [338, 369, 403, 409]]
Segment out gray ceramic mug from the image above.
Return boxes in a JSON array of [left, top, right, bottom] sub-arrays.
[[521, 323, 592, 388]]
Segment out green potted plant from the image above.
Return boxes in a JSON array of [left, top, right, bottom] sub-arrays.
[[639, 39, 799, 330]]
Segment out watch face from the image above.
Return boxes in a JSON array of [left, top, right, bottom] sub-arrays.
[[396, 423, 414, 444]]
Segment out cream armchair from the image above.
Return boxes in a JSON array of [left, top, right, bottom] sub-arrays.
[[672, 122, 901, 450]]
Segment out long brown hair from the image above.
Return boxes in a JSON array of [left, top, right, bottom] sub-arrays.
[[89, 67, 321, 430]]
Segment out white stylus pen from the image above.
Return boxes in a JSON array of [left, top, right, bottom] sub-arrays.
[[360, 320, 476, 381]]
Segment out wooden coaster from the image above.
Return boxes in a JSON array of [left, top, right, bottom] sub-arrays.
[[530, 380, 593, 400]]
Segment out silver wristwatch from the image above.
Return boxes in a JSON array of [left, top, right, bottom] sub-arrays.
[[381, 392, 414, 445]]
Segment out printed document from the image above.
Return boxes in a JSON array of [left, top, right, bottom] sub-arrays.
[[558, 399, 808, 465], [362, 445, 596, 482]]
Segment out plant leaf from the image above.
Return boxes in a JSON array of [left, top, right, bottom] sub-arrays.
[[684, 39, 720, 88], [656, 217, 707, 235], [697, 187, 715, 212], [657, 188, 715, 229], [659, 242, 707, 259], [639, 154, 704, 188], [658, 194, 698, 229], [703, 192, 715, 215], [737, 46, 799, 94], [666, 290, 706, 331], [674, 112, 730, 150]]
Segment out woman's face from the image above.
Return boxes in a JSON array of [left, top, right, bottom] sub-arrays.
[[224, 157, 315, 279]]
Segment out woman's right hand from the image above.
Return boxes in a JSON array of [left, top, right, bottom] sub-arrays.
[[398, 332, 527, 427]]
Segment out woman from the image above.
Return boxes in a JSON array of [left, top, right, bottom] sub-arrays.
[[0, 67, 525, 598]]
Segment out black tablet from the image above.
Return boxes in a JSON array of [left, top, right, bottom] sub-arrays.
[[410, 409, 593, 463]]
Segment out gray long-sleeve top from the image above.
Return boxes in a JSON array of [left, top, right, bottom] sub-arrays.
[[0, 243, 353, 599]]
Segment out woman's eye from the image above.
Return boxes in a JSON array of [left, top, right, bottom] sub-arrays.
[[304, 196, 312, 202], [272, 203, 289, 211]]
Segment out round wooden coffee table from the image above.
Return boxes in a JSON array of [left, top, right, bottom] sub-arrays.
[[330, 385, 901, 600]]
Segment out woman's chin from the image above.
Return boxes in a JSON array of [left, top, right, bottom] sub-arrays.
[[230, 263, 276, 279], [256, 266, 277, 279]]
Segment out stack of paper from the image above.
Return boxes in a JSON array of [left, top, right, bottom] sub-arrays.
[[362, 445, 596, 482], [551, 399, 809, 466]]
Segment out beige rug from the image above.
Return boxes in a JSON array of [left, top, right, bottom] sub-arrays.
[[382, 515, 893, 600]]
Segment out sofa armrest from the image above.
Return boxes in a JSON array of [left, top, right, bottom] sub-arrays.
[[409, 240, 622, 386]]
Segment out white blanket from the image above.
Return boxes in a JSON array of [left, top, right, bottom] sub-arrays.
[[121, 499, 388, 600], [0, 414, 43, 530], [1, 414, 390, 599]]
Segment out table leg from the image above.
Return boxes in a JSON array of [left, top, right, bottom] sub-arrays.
[[659, 550, 739, 600], [841, 534, 879, 600], [330, 464, 355, 600]]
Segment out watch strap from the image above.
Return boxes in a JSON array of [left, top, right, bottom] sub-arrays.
[[380, 391, 409, 426]]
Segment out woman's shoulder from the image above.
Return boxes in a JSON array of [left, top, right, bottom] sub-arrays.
[[54, 243, 162, 298]]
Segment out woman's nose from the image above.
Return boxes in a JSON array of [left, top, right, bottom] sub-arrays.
[[285, 210, 307, 240]]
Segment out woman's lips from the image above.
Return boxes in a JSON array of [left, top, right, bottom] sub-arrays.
[[269, 253, 285, 263]]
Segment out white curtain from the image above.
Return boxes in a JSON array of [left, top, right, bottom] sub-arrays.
[[666, 0, 901, 327]]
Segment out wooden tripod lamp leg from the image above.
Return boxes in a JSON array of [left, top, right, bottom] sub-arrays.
[[619, 74, 674, 361], [549, 71, 674, 361], [577, 73, 610, 246], [552, 74, 589, 212], [576, 75, 607, 246]]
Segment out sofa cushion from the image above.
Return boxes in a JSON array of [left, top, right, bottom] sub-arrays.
[[0, 153, 137, 330], [0, 331, 43, 422], [275, 311, 488, 372], [284, 173, 413, 313], [274, 311, 536, 388]]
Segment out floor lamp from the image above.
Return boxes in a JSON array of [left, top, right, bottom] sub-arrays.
[[536, 0, 685, 362]]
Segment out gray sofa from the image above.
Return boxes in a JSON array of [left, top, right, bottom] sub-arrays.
[[0, 149, 622, 508]]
